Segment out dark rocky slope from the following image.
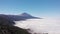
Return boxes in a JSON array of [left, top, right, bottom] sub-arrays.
[[0, 25, 30, 34], [0, 16, 30, 34]]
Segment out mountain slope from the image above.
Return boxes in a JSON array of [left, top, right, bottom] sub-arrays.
[[0, 25, 30, 34], [0, 13, 40, 21], [0, 16, 30, 34]]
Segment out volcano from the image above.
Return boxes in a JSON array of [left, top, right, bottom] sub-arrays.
[[19, 13, 40, 19], [0, 13, 40, 21], [20, 13, 33, 17], [19, 13, 35, 18]]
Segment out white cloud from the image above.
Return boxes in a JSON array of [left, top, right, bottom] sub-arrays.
[[14, 17, 60, 34]]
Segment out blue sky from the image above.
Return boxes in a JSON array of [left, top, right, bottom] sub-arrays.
[[0, 0, 60, 18]]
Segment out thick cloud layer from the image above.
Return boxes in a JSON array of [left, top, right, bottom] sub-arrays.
[[15, 18, 60, 34]]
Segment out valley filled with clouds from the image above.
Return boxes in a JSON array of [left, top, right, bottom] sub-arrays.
[[15, 17, 60, 34]]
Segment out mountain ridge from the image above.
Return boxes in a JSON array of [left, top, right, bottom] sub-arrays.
[[0, 13, 41, 21]]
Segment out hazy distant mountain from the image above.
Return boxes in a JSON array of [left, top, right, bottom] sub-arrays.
[[0, 13, 40, 21], [19, 13, 40, 19], [20, 13, 33, 17]]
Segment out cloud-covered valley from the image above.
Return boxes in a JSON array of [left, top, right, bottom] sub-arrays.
[[15, 17, 60, 34]]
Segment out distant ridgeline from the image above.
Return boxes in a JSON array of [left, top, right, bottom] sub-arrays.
[[0, 13, 31, 34], [0, 13, 40, 34], [0, 13, 40, 21]]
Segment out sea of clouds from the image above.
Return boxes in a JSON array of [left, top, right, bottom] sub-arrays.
[[14, 17, 60, 34]]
